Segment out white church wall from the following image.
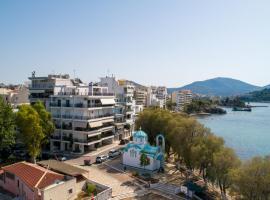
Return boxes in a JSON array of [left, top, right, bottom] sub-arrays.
[[122, 148, 157, 171]]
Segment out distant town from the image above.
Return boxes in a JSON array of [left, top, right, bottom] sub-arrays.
[[1, 72, 270, 200]]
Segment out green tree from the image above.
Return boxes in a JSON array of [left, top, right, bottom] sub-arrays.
[[140, 152, 150, 169], [32, 101, 54, 144], [231, 156, 270, 200], [207, 147, 240, 198], [191, 133, 224, 182], [0, 96, 16, 152], [16, 105, 45, 163], [86, 183, 97, 196]]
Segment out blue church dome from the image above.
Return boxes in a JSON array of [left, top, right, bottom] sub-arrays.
[[133, 130, 148, 138]]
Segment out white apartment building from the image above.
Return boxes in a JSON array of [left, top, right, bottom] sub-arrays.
[[146, 86, 167, 109], [175, 90, 193, 111], [49, 84, 115, 153], [100, 76, 136, 139], [29, 74, 116, 154]]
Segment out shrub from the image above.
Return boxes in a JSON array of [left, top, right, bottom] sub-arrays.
[[86, 183, 97, 196]]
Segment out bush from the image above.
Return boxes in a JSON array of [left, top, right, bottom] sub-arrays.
[[86, 183, 97, 196], [132, 171, 139, 177]]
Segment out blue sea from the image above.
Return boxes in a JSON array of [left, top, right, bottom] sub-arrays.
[[197, 103, 270, 160]]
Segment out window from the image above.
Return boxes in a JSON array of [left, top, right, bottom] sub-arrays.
[[5, 172, 15, 180], [130, 149, 137, 158], [68, 189, 73, 194], [17, 180, 19, 188]]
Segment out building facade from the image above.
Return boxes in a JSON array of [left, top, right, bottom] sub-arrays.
[[0, 162, 76, 200], [175, 90, 193, 111], [29, 74, 117, 154], [100, 76, 136, 140], [49, 84, 116, 154], [146, 86, 167, 109]]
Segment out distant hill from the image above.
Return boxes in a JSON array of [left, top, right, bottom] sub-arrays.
[[263, 84, 270, 89], [240, 88, 270, 102], [168, 77, 261, 97]]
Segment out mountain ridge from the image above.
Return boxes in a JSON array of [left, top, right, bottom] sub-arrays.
[[168, 77, 263, 97]]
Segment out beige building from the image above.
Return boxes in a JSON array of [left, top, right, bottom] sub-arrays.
[[0, 85, 29, 108], [175, 90, 193, 111]]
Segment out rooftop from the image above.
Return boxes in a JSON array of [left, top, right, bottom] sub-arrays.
[[133, 130, 148, 138], [38, 160, 88, 177], [2, 162, 64, 190]]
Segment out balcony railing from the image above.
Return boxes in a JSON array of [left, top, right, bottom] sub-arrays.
[[51, 135, 61, 140], [55, 92, 115, 96], [62, 136, 73, 141], [73, 114, 114, 120]]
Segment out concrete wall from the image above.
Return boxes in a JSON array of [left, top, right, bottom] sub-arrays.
[[122, 148, 160, 171], [41, 178, 77, 200], [1, 172, 35, 200]]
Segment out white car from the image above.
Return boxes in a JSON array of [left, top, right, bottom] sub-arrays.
[[96, 155, 108, 163], [108, 149, 121, 158]]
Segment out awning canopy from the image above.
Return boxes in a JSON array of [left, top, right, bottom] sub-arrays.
[[89, 121, 103, 128], [100, 99, 115, 105], [73, 121, 87, 128], [102, 118, 114, 123], [29, 89, 45, 93]]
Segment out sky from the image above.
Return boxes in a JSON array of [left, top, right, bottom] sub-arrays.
[[0, 0, 270, 87]]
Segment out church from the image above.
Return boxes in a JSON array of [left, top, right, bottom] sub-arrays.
[[122, 129, 165, 171]]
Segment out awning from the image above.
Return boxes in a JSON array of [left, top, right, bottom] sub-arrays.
[[102, 118, 114, 123], [89, 121, 102, 128], [29, 89, 45, 93], [100, 99, 115, 105], [73, 121, 87, 128]]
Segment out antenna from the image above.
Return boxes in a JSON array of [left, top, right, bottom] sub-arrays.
[[73, 69, 76, 79]]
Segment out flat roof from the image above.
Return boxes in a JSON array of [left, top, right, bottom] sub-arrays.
[[38, 160, 88, 177]]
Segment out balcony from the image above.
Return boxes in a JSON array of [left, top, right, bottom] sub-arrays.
[[101, 131, 114, 139], [73, 114, 114, 121], [62, 115, 73, 119], [50, 103, 61, 107], [62, 136, 72, 142], [51, 135, 61, 140], [55, 92, 114, 96]]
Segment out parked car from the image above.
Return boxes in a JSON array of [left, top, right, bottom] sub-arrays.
[[59, 156, 67, 161], [119, 139, 129, 145], [96, 155, 108, 163], [108, 149, 121, 158]]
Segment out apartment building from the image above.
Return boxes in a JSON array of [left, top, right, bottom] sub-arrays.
[[28, 73, 75, 108], [0, 85, 29, 108], [134, 87, 147, 106], [29, 74, 116, 154], [175, 90, 193, 111], [49, 84, 116, 154], [146, 86, 167, 109], [100, 76, 136, 140]]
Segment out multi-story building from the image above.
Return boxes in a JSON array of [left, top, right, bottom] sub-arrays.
[[146, 86, 167, 109], [0, 85, 29, 108], [134, 87, 147, 107], [49, 84, 116, 154], [175, 90, 193, 111], [28, 73, 75, 108], [29, 74, 116, 154], [100, 76, 136, 140]]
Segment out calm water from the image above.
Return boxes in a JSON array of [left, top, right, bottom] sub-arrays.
[[197, 103, 270, 160]]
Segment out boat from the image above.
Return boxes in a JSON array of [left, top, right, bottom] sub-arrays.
[[232, 107, 252, 112]]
